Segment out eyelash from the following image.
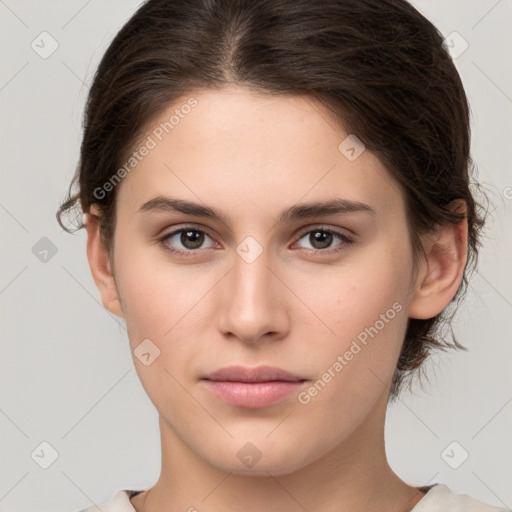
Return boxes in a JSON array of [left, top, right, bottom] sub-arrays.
[[159, 225, 355, 258]]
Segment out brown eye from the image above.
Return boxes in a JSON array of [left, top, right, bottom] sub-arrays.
[[309, 230, 334, 250], [179, 229, 205, 249], [295, 228, 354, 254], [160, 227, 215, 256]]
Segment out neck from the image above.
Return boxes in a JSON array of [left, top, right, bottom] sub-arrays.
[[132, 395, 425, 512]]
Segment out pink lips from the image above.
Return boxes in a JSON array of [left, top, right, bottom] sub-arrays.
[[201, 365, 307, 409]]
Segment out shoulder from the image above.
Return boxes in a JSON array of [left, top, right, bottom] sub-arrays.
[[76, 489, 142, 512], [413, 484, 510, 512]]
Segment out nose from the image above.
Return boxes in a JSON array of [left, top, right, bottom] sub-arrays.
[[216, 245, 290, 345]]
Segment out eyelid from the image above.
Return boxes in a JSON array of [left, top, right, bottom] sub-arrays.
[[159, 223, 217, 241], [294, 223, 355, 239]]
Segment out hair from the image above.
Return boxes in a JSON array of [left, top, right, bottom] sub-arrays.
[[57, 0, 487, 400]]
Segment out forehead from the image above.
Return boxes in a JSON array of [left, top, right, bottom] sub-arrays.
[[116, 86, 405, 220]]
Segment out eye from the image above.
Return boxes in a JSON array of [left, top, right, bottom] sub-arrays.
[[294, 227, 354, 254], [159, 225, 354, 258], [160, 227, 216, 256]]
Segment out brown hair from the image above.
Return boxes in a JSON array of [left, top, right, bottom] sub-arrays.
[[57, 0, 487, 400]]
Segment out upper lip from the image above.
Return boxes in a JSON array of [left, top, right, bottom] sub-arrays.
[[202, 365, 306, 383]]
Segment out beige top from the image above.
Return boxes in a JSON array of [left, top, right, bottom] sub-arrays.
[[77, 483, 510, 512]]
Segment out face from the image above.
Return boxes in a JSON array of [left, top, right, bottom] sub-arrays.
[[103, 86, 420, 475]]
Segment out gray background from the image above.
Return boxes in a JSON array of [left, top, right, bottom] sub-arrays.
[[0, 1, 511, 511]]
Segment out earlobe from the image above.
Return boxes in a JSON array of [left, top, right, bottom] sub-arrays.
[[85, 205, 124, 318], [408, 201, 468, 320]]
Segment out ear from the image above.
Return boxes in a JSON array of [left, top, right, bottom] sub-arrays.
[[408, 200, 468, 320], [85, 205, 124, 318]]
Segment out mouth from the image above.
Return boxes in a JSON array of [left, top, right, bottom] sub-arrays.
[[201, 365, 308, 409]]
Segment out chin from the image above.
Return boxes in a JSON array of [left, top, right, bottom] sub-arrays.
[[201, 439, 319, 478]]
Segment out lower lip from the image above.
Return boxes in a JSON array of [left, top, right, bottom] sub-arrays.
[[202, 380, 306, 408]]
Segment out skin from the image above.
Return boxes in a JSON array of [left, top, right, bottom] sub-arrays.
[[86, 86, 468, 512]]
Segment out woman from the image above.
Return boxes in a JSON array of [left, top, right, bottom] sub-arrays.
[[58, 0, 507, 510]]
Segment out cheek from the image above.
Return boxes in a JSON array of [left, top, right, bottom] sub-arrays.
[[296, 241, 413, 399], [292, 273, 410, 439], [114, 253, 213, 409], [309, 245, 412, 343], [113, 232, 210, 337]]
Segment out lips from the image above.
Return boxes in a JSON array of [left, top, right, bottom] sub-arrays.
[[201, 365, 308, 408], [202, 365, 306, 383]]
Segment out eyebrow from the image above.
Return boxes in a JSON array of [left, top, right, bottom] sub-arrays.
[[138, 195, 375, 225]]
